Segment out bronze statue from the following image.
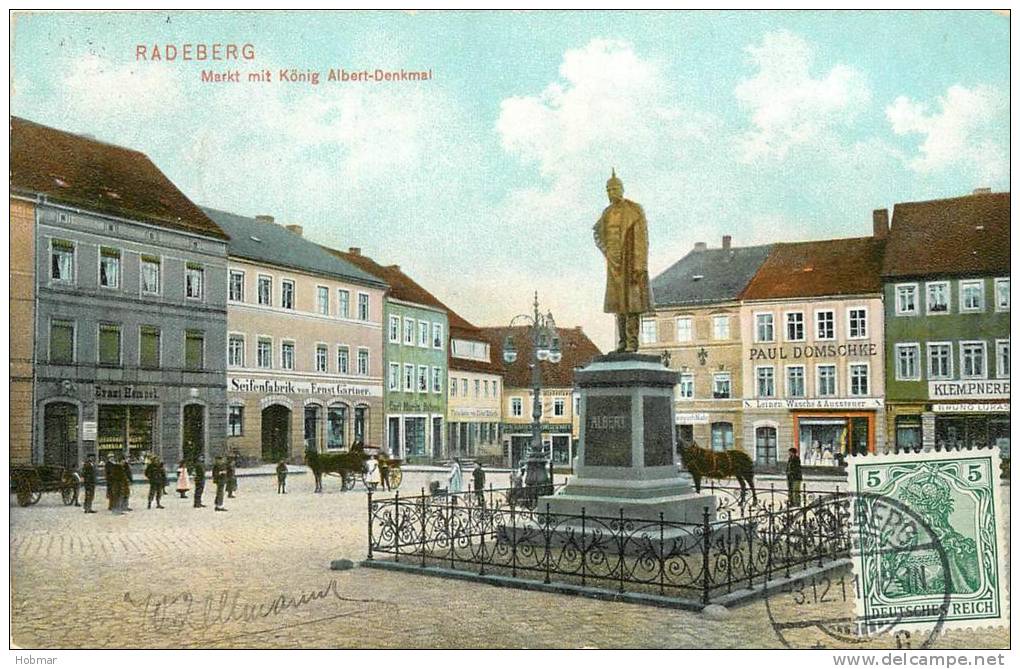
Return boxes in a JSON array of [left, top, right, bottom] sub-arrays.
[[593, 169, 651, 352]]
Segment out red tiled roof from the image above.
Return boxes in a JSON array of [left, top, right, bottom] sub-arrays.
[[9, 117, 227, 240], [479, 326, 602, 389], [740, 236, 885, 300], [882, 192, 1010, 278]]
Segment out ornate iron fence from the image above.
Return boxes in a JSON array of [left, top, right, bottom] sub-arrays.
[[367, 482, 851, 606]]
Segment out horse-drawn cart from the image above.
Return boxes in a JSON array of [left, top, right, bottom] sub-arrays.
[[306, 447, 402, 492], [10, 465, 79, 507]]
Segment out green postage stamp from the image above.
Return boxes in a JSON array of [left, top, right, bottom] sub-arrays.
[[848, 448, 1007, 633]]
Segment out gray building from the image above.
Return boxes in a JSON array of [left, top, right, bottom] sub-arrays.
[[11, 117, 231, 468]]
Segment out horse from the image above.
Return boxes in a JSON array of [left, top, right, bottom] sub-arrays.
[[677, 440, 757, 504], [305, 444, 368, 493]]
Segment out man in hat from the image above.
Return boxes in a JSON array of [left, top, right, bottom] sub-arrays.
[[787, 447, 803, 507], [145, 455, 166, 509], [81, 454, 97, 514], [593, 169, 651, 352], [213, 455, 228, 511], [192, 456, 207, 508]]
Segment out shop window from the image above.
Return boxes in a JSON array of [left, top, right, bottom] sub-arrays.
[[98, 323, 121, 366], [710, 422, 733, 452], [139, 326, 161, 369], [99, 247, 120, 289], [552, 435, 571, 465], [184, 330, 204, 371], [926, 281, 949, 314], [49, 319, 75, 364], [404, 417, 426, 457], [98, 405, 156, 463], [327, 405, 348, 449], [894, 416, 922, 453], [755, 426, 777, 465], [51, 239, 75, 283], [228, 406, 244, 437]]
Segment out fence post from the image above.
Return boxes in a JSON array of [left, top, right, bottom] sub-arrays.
[[701, 505, 711, 606], [420, 489, 427, 568], [580, 507, 587, 588], [394, 490, 401, 563], [511, 495, 518, 578], [659, 511, 665, 597], [367, 488, 374, 561], [618, 507, 626, 593], [784, 500, 792, 579], [817, 498, 825, 568], [446, 491, 454, 570], [766, 501, 775, 586], [544, 503, 552, 585], [746, 511, 755, 591]]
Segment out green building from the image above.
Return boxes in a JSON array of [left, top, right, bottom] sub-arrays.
[[328, 248, 448, 462], [881, 191, 1010, 454]]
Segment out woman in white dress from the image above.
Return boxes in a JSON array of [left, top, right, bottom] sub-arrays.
[[176, 459, 191, 498]]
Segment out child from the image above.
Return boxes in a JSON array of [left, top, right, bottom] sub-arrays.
[[276, 460, 288, 494]]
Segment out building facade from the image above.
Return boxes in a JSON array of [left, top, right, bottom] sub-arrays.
[[10, 196, 36, 464], [881, 191, 1010, 455], [12, 117, 231, 468], [205, 209, 388, 463], [447, 327, 503, 463], [739, 232, 888, 465], [642, 237, 772, 455]]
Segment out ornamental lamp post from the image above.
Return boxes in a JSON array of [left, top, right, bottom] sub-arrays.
[[503, 291, 560, 500]]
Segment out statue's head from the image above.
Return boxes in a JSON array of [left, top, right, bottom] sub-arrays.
[[606, 168, 623, 203]]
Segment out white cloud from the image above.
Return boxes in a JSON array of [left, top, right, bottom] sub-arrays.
[[886, 84, 1008, 184], [62, 54, 184, 119], [735, 30, 870, 163]]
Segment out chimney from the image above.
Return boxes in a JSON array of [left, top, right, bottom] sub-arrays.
[[255, 214, 275, 224], [872, 209, 889, 239], [285, 224, 303, 237], [694, 242, 707, 252], [973, 187, 992, 195], [722, 235, 732, 250], [348, 247, 361, 256]]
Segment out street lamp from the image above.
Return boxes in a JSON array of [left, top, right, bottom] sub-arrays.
[[503, 291, 560, 499]]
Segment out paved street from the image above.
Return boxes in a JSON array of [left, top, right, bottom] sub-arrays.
[[10, 472, 1009, 649]]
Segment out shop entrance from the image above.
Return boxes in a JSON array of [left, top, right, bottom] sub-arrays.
[[43, 402, 79, 469], [304, 406, 320, 452], [388, 417, 401, 456], [797, 415, 871, 464], [551, 435, 571, 466], [182, 404, 205, 463], [261, 405, 291, 462]]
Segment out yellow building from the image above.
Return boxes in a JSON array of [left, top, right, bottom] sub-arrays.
[[9, 197, 36, 464]]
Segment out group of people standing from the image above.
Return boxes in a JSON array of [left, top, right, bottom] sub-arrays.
[[173, 456, 238, 511]]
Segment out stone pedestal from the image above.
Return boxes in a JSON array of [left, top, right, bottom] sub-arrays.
[[539, 353, 715, 524]]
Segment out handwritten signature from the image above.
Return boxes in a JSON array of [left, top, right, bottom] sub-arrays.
[[124, 578, 381, 633]]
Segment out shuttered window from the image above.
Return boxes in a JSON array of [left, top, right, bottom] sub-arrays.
[[98, 324, 121, 366], [139, 326, 161, 368], [185, 330, 204, 370], [49, 320, 74, 364]]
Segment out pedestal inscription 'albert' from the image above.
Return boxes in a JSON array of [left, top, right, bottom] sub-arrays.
[[585, 396, 631, 467]]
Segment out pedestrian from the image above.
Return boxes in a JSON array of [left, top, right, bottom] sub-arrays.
[[145, 456, 166, 509], [176, 459, 191, 498], [510, 466, 523, 490], [213, 456, 228, 511], [276, 460, 288, 494], [377, 451, 390, 491], [192, 457, 207, 508], [226, 455, 238, 499], [364, 455, 381, 492], [787, 447, 803, 507], [104, 454, 119, 512], [472, 461, 485, 507], [118, 452, 133, 512], [81, 454, 97, 514], [447, 458, 463, 504]]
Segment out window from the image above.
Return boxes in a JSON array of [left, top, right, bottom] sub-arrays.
[[389, 316, 400, 343], [815, 310, 835, 340], [184, 330, 204, 370], [141, 256, 161, 294], [315, 344, 328, 372], [418, 365, 428, 393], [679, 373, 694, 399], [895, 344, 921, 381], [357, 349, 369, 376], [418, 320, 430, 347], [257, 338, 272, 369], [474, 380, 481, 397], [675, 317, 692, 342], [281, 342, 295, 370], [756, 367, 775, 398], [281, 280, 295, 310], [461, 379, 468, 396], [450, 376, 457, 397], [404, 318, 415, 345], [928, 343, 952, 380], [431, 367, 442, 393], [338, 290, 350, 318], [493, 380, 499, 397], [98, 323, 121, 366], [710, 422, 734, 452], [228, 270, 244, 302], [358, 293, 370, 321], [139, 326, 160, 369], [404, 364, 414, 392], [337, 346, 350, 375], [483, 380, 489, 397], [99, 247, 120, 288], [49, 319, 74, 364], [389, 363, 400, 391], [755, 426, 777, 465], [926, 282, 949, 314], [816, 365, 836, 397], [257, 275, 272, 306], [511, 397, 523, 417], [51, 239, 75, 283], [959, 280, 984, 313], [228, 335, 244, 367], [712, 315, 730, 340], [995, 278, 1010, 311], [786, 366, 805, 397], [755, 313, 774, 343], [317, 286, 330, 315], [785, 312, 805, 342], [960, 342, 986, 379], [228, 406, 243, 437], [712, 373, 731, 399], [849, 363, 869, 396], [996, 340, 1010, 379], [896, 284, 918, 315], [327, 406, 347, 450], [185, 263, 204, 300], [640, 318, 657, 344], [848, 308, 868, 339], [432, 323, 443, 349]]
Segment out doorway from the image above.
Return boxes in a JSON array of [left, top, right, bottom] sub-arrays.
[[43, 402, 79, 469], [183, 404, 205, 463], [261, 405, 291, 462], [304, 406, 320, 453], [432, 417, 443, 460]]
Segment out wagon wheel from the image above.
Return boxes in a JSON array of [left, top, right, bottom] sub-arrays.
[[15, 473, 41, 507], [341, 470, 357, 491], [387, 468, 402, 489], [60, 472, 78, 506]]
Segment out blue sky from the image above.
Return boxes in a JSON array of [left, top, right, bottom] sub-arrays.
[[11, 10, 1009, 350]]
